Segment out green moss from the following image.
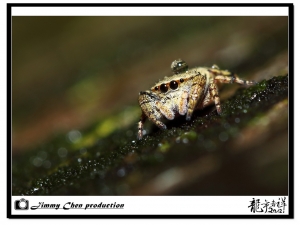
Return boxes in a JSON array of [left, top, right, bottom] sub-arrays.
[[12, 75, 288, 195]]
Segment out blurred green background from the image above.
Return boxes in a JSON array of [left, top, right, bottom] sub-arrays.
[[12, 16, 288, 196]]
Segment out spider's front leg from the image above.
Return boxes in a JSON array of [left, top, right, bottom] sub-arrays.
[[138, 91, 169, 140], [186, 74, 207, 121]]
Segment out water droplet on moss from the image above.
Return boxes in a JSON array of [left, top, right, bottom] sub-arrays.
[[158, 141, 171, 152], [182, 138, 189, 144], [117, 168, 126, 177], [223, 122, 230, 129], [57, 147, 68, 157], [181, 131, 197, 141], [32, 157, 43, 167], [67, 130, 82, 143]]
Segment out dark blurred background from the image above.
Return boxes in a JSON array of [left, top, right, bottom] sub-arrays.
[[12, 16, 288, 154]]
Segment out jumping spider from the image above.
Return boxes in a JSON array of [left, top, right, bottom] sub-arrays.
[[137, 59, 256, 140]]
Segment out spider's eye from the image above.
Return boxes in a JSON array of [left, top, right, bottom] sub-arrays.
[[154, 86, 159, 91], [170, 80, 178, 90], [160, 83, 168, 93], [180, 78, 184, 83]]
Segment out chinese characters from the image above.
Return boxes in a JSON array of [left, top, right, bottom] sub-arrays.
[[248, 197, 287, 213]]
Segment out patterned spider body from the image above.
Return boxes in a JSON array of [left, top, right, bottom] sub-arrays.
[[137, 59, 255, 140]]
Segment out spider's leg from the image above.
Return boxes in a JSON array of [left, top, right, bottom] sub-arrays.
[[186, 73, 207, 121], [209, 68, 256, 85], [178, 90, 188, 115], [207, 68, 256, 115], [138, 91, 167, 140], [156, 100, 175, 120], [137, 112, 147, 140], [208, 81, 222, 115]]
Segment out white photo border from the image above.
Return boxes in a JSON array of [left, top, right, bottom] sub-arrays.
[[7, 3, 293, 219]]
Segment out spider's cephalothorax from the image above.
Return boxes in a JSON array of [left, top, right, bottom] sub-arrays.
[[137, 59, 256, 140]]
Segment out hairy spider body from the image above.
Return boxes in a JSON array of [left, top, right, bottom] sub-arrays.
[[137, 59, 255, 140]]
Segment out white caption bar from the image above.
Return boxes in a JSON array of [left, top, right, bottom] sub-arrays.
[[11, 196, 289, 216], [11, 6, 288, 16]]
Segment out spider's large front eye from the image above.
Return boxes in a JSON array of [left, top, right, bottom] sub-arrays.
[[160, 83, 168, 93], [170, 80, 178, 90]]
